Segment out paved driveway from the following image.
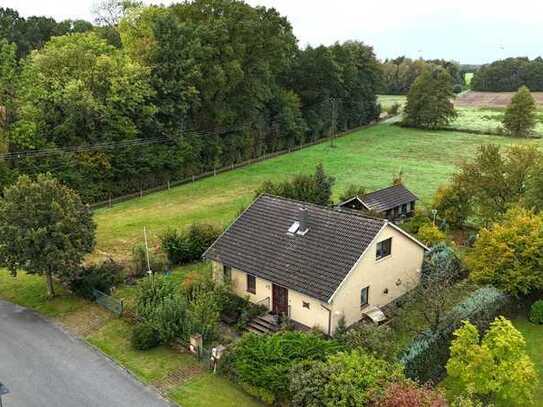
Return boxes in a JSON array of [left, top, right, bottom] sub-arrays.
[[0, 300, 172, 407]]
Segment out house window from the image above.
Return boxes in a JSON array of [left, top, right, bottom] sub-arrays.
[[360, 286, 369, 308], [401, 204, 407, 214], [223, 265, 232, 282], [247, 274, 256, 294], [302, 301, 310, 309], [376, 238, 392, 260], [410, 201, 416, 211]]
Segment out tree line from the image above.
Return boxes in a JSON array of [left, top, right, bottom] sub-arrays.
[[380, 56, 464, 95], [0, 1, 381, 203], [471, 57, 543, 92]]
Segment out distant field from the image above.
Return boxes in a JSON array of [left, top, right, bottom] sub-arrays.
[[448, 106, 543, 137], [378, 95, 406, 111], [94, 123, 543, 260], [456, 90, 543, 107], [464, 72, 474, 86]]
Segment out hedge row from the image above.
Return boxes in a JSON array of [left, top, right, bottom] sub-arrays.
[[400, 286, 511, 383]]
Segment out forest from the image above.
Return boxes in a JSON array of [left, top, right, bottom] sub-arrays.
[[0, 1, 381, 203], [471, 57, 543, 92]]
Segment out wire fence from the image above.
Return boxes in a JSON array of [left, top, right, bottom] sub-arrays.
[[89, 121, 379, 210]]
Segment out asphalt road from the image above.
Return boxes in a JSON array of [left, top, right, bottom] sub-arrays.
[[0, 300, 173, 407]]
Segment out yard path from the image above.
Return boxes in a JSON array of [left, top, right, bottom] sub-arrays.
[[0, 299, 173, 407]]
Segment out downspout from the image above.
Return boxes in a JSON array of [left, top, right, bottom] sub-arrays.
[[320, 304, 332, 336]]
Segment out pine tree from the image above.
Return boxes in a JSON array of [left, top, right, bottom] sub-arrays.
[[503, 85, 537, 137], [402, 66, 457, 129]]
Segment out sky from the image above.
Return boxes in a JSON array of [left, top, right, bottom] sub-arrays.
[[4, 0, 543, 64]]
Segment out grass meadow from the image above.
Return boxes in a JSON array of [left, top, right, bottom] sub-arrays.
[[94, 122, 543, 260]]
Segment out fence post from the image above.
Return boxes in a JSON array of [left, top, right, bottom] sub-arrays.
[[139, 186, 143, 198], [192, 175, 195, 183], [214, 167, 217, 176], [108, 193, 112, 208], [167, 180, 170, 190]]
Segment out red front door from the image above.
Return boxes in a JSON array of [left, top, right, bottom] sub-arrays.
[[272, 284, 289, 316]]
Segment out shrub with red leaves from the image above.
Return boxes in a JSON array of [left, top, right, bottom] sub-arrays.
[[376, 380, 448, 407]]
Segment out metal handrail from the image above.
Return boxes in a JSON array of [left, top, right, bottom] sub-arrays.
[[256, 296, 271, 310]]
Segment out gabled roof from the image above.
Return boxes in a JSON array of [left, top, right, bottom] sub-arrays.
[[340, 184, 418, 213], [204, 195, 389, 302]]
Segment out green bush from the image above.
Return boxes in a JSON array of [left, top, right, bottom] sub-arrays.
[[222, 331, 340, 403], [529, 299, 543, 324], [69, 259, 124, 299], [336, 323, 400, 361], [401, 286, 510, 382], [130, 244, 167, 279], [161, 223, 221, 265], [289, 350, 404, 406], [421, 243, 466, 284], [131, 322, 161, 350]]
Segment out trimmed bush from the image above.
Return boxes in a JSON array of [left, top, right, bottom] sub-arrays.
[[529, 299, 543, 324], [131, 322, 161, 350], [222, 331, 340, 403], [69, 259, 124, 299], [400, 286, 510, 382], [289, 350, 404, 406], [161, 223, 221, 265]]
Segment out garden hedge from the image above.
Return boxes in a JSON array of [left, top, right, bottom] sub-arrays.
[[400, 286, 511, 383]]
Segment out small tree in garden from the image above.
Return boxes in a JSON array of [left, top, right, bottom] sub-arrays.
[[446, 317, 538, 406], [255, 164, 335, 205], [0, 174, 96, 297], [467, 206, 543, 296], [529, 300, 543, 324], [416, 223, 446, 247], [432, 183, 471, 229], [503, 86, 537, 137], [402, 66, 457, 129], [338, 184, 366, 203]]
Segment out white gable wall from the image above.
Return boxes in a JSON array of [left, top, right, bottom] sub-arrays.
[[329, 224, 425, 333]]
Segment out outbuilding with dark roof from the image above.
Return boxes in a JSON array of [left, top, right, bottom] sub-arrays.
[[338, 184, 418, 222]]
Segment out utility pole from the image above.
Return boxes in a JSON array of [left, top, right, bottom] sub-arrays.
[[143, 226, 152, 275], [329, 97, 337, 148]]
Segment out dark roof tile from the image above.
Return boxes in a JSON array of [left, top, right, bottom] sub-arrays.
[[204, 195, 386, 302]]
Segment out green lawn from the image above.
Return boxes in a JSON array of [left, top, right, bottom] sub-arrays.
[[513, 317, 543, 406], [94, 123, 543, 260], [87, 318, 197, 383], [168, 374, 263, 407], [0, 271, 88, 318]]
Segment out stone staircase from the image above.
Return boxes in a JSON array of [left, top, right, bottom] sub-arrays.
[[246, 313, 280, 335]]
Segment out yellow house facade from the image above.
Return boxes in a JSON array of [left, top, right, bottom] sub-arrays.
[[205, 195, 427, 335]]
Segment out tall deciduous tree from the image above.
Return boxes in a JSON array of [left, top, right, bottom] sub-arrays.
[[0, 174, 96, 297], [402, 66, 457, 129], [441, 144, 541, 226], [503, 85, 537, 137], [446, 317, 538, 406], [467, 206, 543, 296]]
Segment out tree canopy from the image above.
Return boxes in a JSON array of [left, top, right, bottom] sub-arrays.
[[0, 174, 96, 297], [471, 57, 543, 92], [467, 206, 543, 296], [402, 66, 457, 129], [0, 1, 381, 203], [447, 317, 538, 405], [503, 85, 537, 137]]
